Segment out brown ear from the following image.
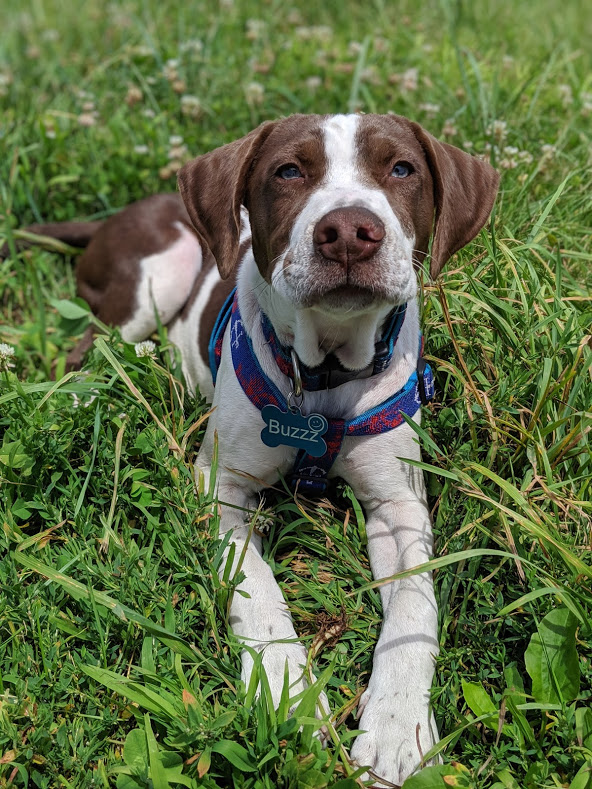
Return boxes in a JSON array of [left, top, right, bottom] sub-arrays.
[[177, 121, 277, 279], [411, 123, 500, 279]]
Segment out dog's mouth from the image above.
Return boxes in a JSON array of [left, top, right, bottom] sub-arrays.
[[312, 284, 385, 312], [282, 248, 402, 312]]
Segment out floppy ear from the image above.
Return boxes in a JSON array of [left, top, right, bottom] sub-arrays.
[[177, 121, 277, 279], [411, 123, 500, 279]]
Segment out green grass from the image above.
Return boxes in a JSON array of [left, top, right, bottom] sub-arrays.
[[1, 0, 591, 787]]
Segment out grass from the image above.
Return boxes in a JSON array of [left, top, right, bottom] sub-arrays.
[[1, 0, 591, 787]]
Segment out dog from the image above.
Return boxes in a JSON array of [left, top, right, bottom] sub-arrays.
[[5, 113, 499, 786]]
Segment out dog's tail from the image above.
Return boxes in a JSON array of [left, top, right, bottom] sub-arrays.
[[0, 220, 104, 259]]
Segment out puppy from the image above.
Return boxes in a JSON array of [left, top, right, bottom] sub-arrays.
[[6, 114, 499, 785]]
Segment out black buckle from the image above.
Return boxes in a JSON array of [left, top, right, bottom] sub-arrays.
[[417, 356, 429, 406], [288, 473, 329, 496]]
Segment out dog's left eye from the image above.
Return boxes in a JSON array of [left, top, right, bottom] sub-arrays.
[[391, 162, 413, 178], [276, 164, 303, 180]]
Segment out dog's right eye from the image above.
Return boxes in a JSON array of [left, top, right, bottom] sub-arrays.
[[276, 164, 303, 180]]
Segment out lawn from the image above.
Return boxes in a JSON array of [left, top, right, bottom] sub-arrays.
[[0, 0, 591, 787]]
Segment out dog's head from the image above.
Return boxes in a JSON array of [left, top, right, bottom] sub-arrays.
[[178, 114, 499, 313]]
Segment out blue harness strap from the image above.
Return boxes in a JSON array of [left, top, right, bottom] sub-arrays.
[[208, 290, 434, 495], [209, 289, 237, 384]]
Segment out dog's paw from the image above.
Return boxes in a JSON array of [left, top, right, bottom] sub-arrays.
[[242, 642, 310, 704], [350, 683, 439, 787], [241, 643, 329, 731]]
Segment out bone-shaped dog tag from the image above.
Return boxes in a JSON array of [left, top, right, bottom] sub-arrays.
[[261, 405, 328, 457]]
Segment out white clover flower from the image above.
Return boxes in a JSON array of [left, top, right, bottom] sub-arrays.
[[418, 102, 440, 117], [244, 81, 264, 105], [163, 62, 179, 81], [133, 144, 149, 155], [180, 94, 202, 118], [0, 343, 15, 370], [499, 157, 517, 169], [169, 134, 184, 146], [306, 76, 322, 91], [487, 120, 508, 141], [180, 38, 203, 54], [0, 72, 13, 97], [41, 28, 60, 42], [131, 45, 153, 57], [125, 86, 143, 106], [311, 25, 332, 39], [43, 118, 56, 139], [78, 112, 97, 127], [246, 19, 266, 40], [361, 66, 379, 84], [442, 119, 457, 137], [402, 68, 418, 91], [168, 143, 188, 159], [558, 84, 573, 106], [135, 340, 156, 358]]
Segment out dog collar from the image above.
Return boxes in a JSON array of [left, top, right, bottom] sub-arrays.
[[209, 290, 434, 495], [211, 289, 407, 391], [260, 304, 407, 391]]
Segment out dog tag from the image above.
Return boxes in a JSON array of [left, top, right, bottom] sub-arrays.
[[261, 404, 328, 457]]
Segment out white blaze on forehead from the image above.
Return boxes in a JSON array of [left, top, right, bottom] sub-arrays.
[[286, 113, 408, 246], [322, 114, 360, 186]]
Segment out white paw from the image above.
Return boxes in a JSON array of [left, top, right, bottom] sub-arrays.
[[241, 642, 329, 730], [350, 683, 439, 787]]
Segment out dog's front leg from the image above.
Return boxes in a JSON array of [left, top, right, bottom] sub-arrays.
[[343, 438, 439, 786], [211, 473, 313, 706]]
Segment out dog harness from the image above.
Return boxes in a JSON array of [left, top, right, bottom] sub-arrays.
[[209, 290, 434, 494]]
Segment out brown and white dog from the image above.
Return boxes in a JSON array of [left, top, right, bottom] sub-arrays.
[[8, 113, 499, 786]]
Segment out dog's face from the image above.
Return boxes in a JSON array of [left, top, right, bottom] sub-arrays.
[[246, 114, 435, 313], [179, 113, 499, 313]]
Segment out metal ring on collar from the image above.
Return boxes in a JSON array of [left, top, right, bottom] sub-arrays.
[[286, 389, 304, 412], [290, 348, 303, 397]]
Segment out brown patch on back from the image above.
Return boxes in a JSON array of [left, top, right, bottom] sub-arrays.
[[76, 193, 193, 325]]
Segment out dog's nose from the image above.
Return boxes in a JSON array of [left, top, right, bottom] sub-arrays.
[[313, 207, 385, 265]]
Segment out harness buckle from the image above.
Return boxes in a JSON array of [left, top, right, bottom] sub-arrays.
[[288, 472, 329, 496], [417, 356, 430, 406]]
